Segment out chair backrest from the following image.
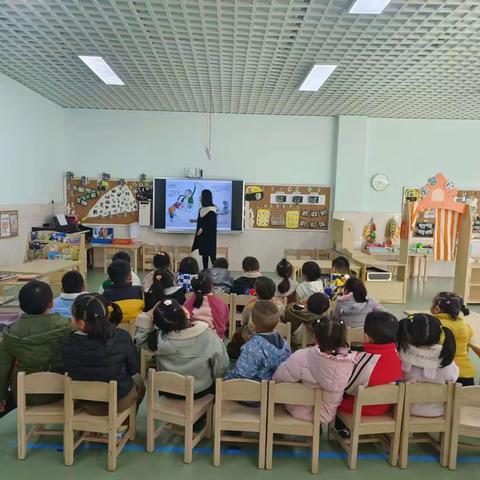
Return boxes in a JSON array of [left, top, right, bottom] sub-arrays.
[[346, 327, 364, 347], [149, 369, 194, 400], [218, 292, 232, 306], [356, 383, 404, 407], [67, 377, 113, 403], [275, 322, 292, 346], [269, 381, 318, 406], [298, 249, 315, 260], [18, 371, 65, 395], [217, 378, 266, 402], [216, 246, 229, 260], [284, 249, 299, 260], [233, 294, 254, 308], [315, 249, 330, 260], [143, 244, 160, 270], [301, 324, 315, 348], [455, 384, 480, 408], [404, 382, 451, 405]]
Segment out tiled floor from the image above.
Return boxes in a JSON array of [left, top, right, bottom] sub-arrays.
[[1, 271, 479, 478]]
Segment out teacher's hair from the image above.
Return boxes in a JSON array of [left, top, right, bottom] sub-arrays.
[[201, 189, 214, 207]]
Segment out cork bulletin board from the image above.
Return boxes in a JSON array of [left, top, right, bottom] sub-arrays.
[[244, 184, 331, 231], [65, 179, 153, 225]]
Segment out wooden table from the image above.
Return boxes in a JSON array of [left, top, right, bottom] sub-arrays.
[[0, 260, 79, 294], [404, 310, 480, 350], [408, 252, 432, 283], [90, 242, 143, 273]]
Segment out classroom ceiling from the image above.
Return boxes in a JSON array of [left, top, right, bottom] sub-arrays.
[[1, 0, 480, 118]]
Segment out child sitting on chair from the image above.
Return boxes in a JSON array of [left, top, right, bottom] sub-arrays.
[[176, 256, 199, 293], [205, 257, 234, 294], [232, 256, 262, 295], [99, 251, 142, 294], [275, 258, 299, 305], [226, 301, 291, 381], [323, 256, 350, 301], [143, 251, 172, 293], [183, 273, 230, 339], [273, 316, 357, 422], [52, 271, 86, 318], [296, 261, 324, 301], [144, 269, 186, 311]]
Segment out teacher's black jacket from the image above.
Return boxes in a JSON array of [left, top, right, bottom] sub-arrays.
[[192, 206, 217, 257]]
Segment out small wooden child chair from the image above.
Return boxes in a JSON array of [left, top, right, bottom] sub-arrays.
[[331, 383, 405, 469], [140, 348, 156, 378], [266, 382, 321, 474], [142, 244, 160, 271], [346, 327, 364, 349], [298, 249, 316, 260], [174, 246, 192, 272], [230, 294, 254, 340], [399, 382, 454, 468], [284, 249, 299, 260], [216, 246, 229, 260], [17, 372, 65, 460], [448, 384, 480, 470], [146, 370, 214, 464], [274, 322, 292, 346], [64, 377, 137, 472], [213, 378, 268, 468]]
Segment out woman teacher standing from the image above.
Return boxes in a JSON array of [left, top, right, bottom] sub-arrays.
[[192, 189, 217, 270]]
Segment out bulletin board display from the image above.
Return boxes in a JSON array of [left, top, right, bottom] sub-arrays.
[[65, 179, 153, 225], [403, 187, 480, 239], [244, 184, 331, 231], [0, 210, 19, 239]]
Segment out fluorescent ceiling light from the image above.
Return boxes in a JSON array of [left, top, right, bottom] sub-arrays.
[[299, 65, 337, 92], [349, 0, 392, 14], [78, 56, 124, 85]]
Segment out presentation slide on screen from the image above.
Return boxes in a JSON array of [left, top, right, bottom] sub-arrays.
[[165, 179, 233, 231]]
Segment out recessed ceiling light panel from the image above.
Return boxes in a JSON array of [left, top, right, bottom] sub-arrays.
[[349, 0, 392, 15], [78, 56, 124, 85], [299, 65, 337, 92]]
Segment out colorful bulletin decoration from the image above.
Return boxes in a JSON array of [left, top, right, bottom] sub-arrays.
[[65, 178, 153, 225], [243, 184, 331, 231], [0, 210, 18, 239], [410, 173, 465, 261]]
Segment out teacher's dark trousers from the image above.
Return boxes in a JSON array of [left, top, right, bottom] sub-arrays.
[[202, 254, 216, 271]]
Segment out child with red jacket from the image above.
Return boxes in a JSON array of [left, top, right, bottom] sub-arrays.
[[338, 311, 403, 417], [183, 272, 230, 339]]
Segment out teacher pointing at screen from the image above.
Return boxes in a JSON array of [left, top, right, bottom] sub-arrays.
[[192, 189, 217, 270]]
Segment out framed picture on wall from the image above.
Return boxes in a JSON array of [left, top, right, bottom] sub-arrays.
[[0, 210, 19, 239]]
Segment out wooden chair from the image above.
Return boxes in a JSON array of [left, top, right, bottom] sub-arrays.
[[64, 377, 137, 472], [147, 370, 213, 464], [399, 382, 454, 469], [298, 249, 316, 260], [17, 372, 65, 460], [266, 382, 321, 473], [315, 249, 330, 260], [117, 320, 136, 338], [275, 322, 292, 346], [174, 246, 192, 272], [449, 385, 480, 470], [346, 327, 364, 349], [142, 244, 160, 271], [213, 379, 268, 468], [140, 348, 156, 378], [300, 324, 315, 348], [229, 294, 254, 340], [331, 383, 405, 469], [216, 246, 229, 260], [284, 249, 299, 260]]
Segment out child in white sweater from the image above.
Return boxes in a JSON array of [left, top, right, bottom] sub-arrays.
[[397, 313, 459, 417]]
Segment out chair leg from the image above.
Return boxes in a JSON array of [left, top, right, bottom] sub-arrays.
[[128, 407, 136, 441], [64, 422, 74, 466], [146, 414, 155, 453], [205, 405, 213, 440], [184, 422, 193, 464], [17, 420, 27, 460], [265, 428, 273, 470], [448, 431, 459, 470], [347, 433, 359, 470], [108, 430, 117, 472], [213, 426, 221, 466], [399, 428, 409, 469], [311, 431, 320, 474], [440, 432, 449, 467]]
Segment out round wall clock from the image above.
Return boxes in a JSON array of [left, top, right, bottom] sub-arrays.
[[371, 173, 390, 192]]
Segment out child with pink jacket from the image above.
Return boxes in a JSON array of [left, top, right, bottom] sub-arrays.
[[273, 317, 357, 423], [183, 272, 230, 339]]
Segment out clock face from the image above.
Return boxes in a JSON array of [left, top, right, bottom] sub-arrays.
[[371, 174, 389, 192]]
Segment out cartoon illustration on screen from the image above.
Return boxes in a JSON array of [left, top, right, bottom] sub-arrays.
[[168, 185, 196, 219]]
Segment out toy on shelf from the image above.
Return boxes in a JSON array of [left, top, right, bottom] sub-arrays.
[[362, 218, 377, 246], [409, 242, 433, 255], [385, 218, 400, 247], [364, 243, 398, 255]]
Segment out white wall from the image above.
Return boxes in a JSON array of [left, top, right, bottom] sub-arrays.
[[65, 110, 337, 270], [0, 73, 65, 264]]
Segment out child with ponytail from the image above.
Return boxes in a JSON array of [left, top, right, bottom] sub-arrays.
[[135, 299, 229, 398], [398, 313, 458, 416], [431, 292, 476, 386], [183, 272, 230, 339], [273, 316, 357, 422], [144, 269, 186, 311], [275, 259, 298, 304], [62, 293, 145, 415]]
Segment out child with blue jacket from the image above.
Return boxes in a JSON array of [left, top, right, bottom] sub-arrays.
[[226, 300, 291, 381], [51, 271, 85, 318]]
